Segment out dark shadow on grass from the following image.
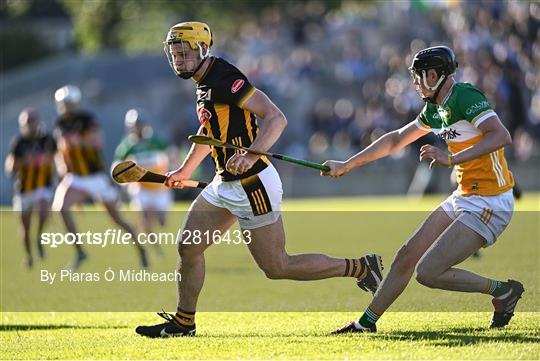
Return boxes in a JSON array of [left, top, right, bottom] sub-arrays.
[[377, 328, 540, 346], [0, 324, 126, 331]]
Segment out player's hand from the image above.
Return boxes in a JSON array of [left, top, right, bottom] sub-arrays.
[[320, 160, 349, 177], [419, 144, 450, 169], [164, 167, 192, 189], [226, 152, 258, 175]]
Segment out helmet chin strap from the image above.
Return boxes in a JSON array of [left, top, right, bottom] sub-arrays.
[[177, 41, 211, 79], [421, 70, 447, 104]]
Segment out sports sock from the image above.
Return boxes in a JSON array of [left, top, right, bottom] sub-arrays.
[[485, 279, 511, 298], [344, 258, 368, 279], [174, 307, 196, 328], [358, 307, 380, 329]]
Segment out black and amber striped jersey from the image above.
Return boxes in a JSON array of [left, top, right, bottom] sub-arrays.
[[55, 110, 105, 176], [9, 133, 57, 193], [196, 56, 269, 181]]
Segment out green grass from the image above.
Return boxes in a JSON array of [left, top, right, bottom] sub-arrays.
[[1, 312, 539, 360], [1, 194, 539, 360]]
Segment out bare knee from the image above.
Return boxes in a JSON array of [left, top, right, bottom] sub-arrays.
[[178, 244, 196, 260], [258, 258, 289, 280], [177, 239, 207, 264], [415, 261, 436, 288]]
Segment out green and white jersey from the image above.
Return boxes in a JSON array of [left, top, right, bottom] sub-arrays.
[[414, 82, 514, 196], [115, 134, 169, 190]]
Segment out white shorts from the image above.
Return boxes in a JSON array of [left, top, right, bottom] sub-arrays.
[[201, 164, 283, 229], [52, 172, 118, 211], [439, 189, 514, 246], [13, 187, 53, 212], [128, 186, 172, 212]]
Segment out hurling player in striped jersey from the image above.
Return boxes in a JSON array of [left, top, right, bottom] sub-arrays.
[[135, 21, 384, 338], [323, 46, 524, 333], [5, 109, 56, 268]]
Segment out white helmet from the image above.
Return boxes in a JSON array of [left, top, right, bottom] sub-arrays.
[[125, 108, 146, 129], [54, 85, 82, 104]]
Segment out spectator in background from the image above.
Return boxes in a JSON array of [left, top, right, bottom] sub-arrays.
[[229, 1, 538, 163]]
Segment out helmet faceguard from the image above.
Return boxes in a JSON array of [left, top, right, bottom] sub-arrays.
[[409, 46, 458, 104], [164, 22, 212, 79]]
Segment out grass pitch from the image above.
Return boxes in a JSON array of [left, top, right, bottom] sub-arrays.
[[1, 194, 539, 360], [2, 312, 539, 360]]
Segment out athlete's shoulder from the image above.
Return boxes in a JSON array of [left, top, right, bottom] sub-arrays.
[[114, 135, 135, 160], [451, 82, 493, 123], [417, 102, 439, 128], [201, 56, 255, 107], [118, 135, 135, 148], [148, 134, 169, 149], [78, 109, 96, 120], [204, 56, 248, 85], [40, 133, 57, 150], [213, 56, 244, 74], [453, 82, 488, 98], [9, 135, 25, 154]]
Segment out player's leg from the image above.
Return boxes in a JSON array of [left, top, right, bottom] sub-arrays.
[[156, 209, 167, 227], [332, 207, 453, 334], [36, 197, 50, 259], [176, 195, 236, 309], [14, 193, 34, 267], [140, 208, 165, 256], [153, 189, 171, 228], [19, 208, 33, 268], [131, 188, 153, 234], [152, 191, 172, 256], [135, 194, 236, 338], [415, 216, 488, 291], [103, 200, 139, 235], [141, 209, 153, 234], [91, 173, 148, 267], [415, 210, 523, 328], [102, 199, 149, 267], [245, 216, 378, 281], [233, 164, 381, 286], [52, 178, 88, 269]]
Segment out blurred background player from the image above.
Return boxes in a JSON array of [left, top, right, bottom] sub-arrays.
[[5, 108, 56, 268], [52, 85, 148, 269], [114, 108, 176, 255]]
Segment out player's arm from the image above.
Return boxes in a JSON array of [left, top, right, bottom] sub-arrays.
[[164, 125, 211, 188], [240, 89, 287, 154], [322, 120, 429, 177], [53, 127, 69, 176], [4, 154, 16, 176], [5, 140, 23, 176], [226, 89, 287, 175], [419, 115, 511, 169]]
